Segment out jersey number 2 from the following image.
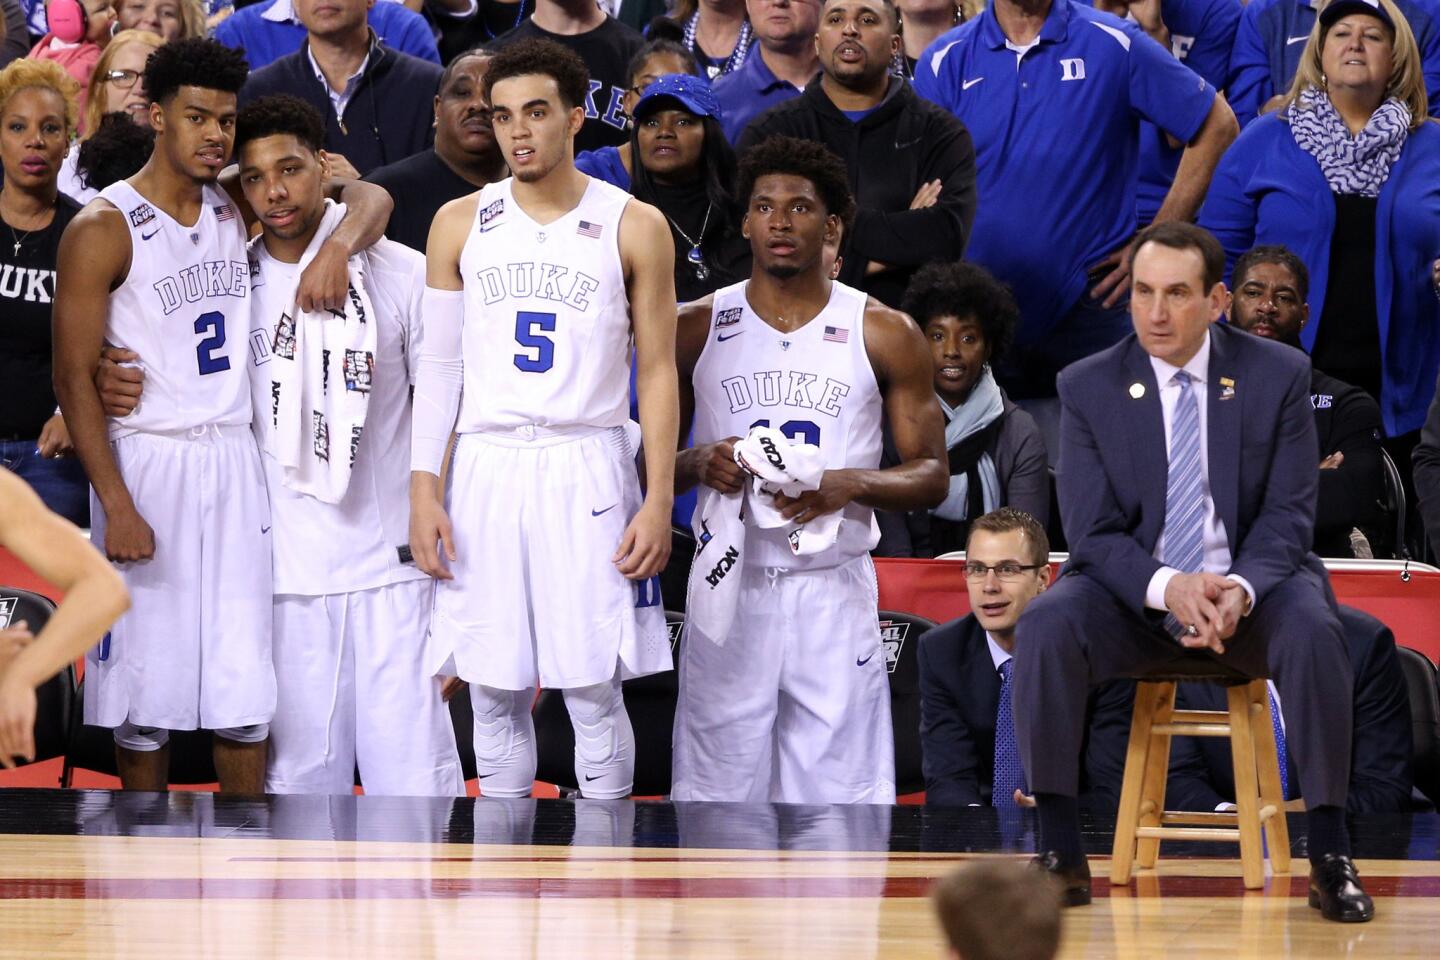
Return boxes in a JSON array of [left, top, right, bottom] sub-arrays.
[[195, 311, 230, 375], [514, 311, 556, 373]]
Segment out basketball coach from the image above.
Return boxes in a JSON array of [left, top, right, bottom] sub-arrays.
[[1012, 221, 1372, 922]]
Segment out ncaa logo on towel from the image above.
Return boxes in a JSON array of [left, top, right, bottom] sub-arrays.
[[273, 313, 297, 360], [478, 198, 505, 232], [312, 410, 330, 462], [666, 620, 683, 653], [0, 597, 15, 629], [879, 620, 911, 674], [716, 307, 743, 328], [128, 203, 156, 228]]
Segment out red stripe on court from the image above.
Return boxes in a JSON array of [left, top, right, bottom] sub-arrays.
[[3, 875, 1439, 900]]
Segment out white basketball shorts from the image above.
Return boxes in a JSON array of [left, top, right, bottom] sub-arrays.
[[85, 424, 275, 732], [267, 579, 465, 797], [430, 425, 672, 691], [671, 553, 896, 804]]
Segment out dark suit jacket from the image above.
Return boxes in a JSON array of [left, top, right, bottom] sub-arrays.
[[1166, 606, 1414, 813], [1056, 324, 1327, 614], [1311, 369, 1384, 557], [919, 614, 1134, 810]]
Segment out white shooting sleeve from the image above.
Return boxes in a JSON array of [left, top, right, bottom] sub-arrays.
[[409, 286, 465, 475]]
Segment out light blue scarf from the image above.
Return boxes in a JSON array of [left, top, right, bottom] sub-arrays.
[[932, 367, 1005, 522]]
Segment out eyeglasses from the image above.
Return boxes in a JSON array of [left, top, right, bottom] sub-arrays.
[[963, 561, 1045, 582], [103, 70, 144, 89]]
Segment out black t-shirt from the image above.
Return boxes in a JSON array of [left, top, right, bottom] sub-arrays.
[[488, 16, 644, 154], [647, 179, 750, 304], [0, 194, 81, 439], [365, 149, 480, 252], [1312, 193, 1382, 403], [436, 0, 535, 63]]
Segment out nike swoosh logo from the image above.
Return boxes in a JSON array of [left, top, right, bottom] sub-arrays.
[[476, 772, 497, 779], [141, 229, 159, 240], [894, 137, 923, 149], [1287, 35, 1309, 44], [856, 651, 877, 667], [591, 504, 616, 516], [962, 77, 984, 90], [584, 773, 603, 782], [260, 525, 271, 534], [717, 331, 744, 342]]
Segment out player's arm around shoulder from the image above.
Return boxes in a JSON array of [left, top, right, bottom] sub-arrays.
[[860, 300, 948, 509], [616, 197, 679, 580], [53, 203, 156, 563]]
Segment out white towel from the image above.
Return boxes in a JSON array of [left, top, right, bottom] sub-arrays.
[[262, 201, 378, 503], [733, 426, 842, 556], [684, 484, 747, 644]]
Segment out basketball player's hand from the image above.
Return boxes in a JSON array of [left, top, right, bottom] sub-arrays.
[[325, 153, 362, 181], [772, 470, 859, 524], [0, 673, 37, 769], [296, 239, 350, 314], [105, 506, 156, 563], [410, 496, 456, 580], [96, 347, 144, 417], [1164, 572, 1229, 653], [614, 501, 671, 580], [37, 414, 73, 459], [696, 437, 745, 494]]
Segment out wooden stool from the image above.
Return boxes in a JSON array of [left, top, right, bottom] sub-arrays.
[[1110, 666, 1291, 889]]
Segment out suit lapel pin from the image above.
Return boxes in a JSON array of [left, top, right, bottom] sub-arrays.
[[1128, 382, 1146, 399], [1219, 377, 1236, 401]]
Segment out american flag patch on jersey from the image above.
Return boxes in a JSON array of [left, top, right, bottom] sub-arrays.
[[215, 203, 236, 222], [576, 220, 603, 239], [823, 325, 849, 343]]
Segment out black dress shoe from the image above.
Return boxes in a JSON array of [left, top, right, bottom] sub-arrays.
[[1308, 854, 1375, 923], [1030, 850, 1092, 907]]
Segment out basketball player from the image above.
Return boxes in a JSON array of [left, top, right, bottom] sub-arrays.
[[51, 40, 388, 793], [0, 470, 129, 769], [94, 95, 466, 796], [670, 136, 948, 804], [410, 38, 679, 800]]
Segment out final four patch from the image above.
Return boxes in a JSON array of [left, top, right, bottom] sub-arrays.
[[716, 307, 743, 327], [128, 203, 155, 228], [478, 198, 505, 232], [344, 350, 374, 392]]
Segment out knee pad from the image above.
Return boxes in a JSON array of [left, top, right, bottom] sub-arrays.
[[214, 723, 270, 744], [469, 685, 537, 798], [564, 677, 628, 768], [113, 721, 169, 752]]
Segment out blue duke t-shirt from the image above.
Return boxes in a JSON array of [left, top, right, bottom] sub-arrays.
[[914, 0, 1214, 344]]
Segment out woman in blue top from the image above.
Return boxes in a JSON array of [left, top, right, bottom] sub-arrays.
[[1200, 0, 1440, 445]]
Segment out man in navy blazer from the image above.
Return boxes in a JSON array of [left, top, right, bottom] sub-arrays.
[[1014, 222, 1372, 922], [1167, 605, 1414, 815], [919, 509, 1132, 811]]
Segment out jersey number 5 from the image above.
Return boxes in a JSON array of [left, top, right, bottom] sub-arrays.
[[195, 311, 230, 375], [514, 311, 556, 373]]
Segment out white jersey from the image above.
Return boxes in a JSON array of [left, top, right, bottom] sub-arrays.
[[98, 181, 251, 438], [247, 236, 429, 597], [692, 280, 884, 569], [454, 177, 632, 434]]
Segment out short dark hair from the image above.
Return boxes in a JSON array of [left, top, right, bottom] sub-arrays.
[[967, 507, 1050, 566], [932, 862, 1062, 960], [77, 112, 156, 190], [1128, 221, 1226, 292], [143, 37, 248, 106], [736, 136, 856, 229], [626, 37, 701, 85], [901, 261, 1019, 368], [1233, 244, 1310, 302], [439, 47, 493, 91], [235, 94, 326, 158], [482, 38, 590, 112]]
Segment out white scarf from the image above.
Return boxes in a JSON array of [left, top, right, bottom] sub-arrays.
[[261, 201, 378, 503], [933, 368, 1004, 522]]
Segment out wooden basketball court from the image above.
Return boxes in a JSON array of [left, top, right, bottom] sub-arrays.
[[2, 789, 1437, 958]]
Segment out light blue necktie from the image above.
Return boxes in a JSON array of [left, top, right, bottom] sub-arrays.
[[992, 660, 1026, 807], [1269, 688, 1290, 800], [1162, 371, 1206, 638]]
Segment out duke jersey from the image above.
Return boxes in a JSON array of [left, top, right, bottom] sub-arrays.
[[98, 181, 251, 439], [692, 281, 884, 570], [454, 177, 632, 433]]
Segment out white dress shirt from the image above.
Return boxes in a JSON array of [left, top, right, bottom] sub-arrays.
[[1142, 331, 1257, 613]]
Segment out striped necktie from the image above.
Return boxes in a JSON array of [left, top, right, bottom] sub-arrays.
[[1269, 688, 1290, 800], [1162, 371, 1205, 639]]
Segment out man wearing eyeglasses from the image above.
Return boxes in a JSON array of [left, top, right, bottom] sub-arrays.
[[917, 507, 1130, 809]]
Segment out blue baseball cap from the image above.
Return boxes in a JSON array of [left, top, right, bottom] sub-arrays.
[[633, 73, 723, 123], [1319, 0, 1394, 30]]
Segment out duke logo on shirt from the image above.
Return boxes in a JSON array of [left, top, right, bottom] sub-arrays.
[[1060, 58, 1086, 81]]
